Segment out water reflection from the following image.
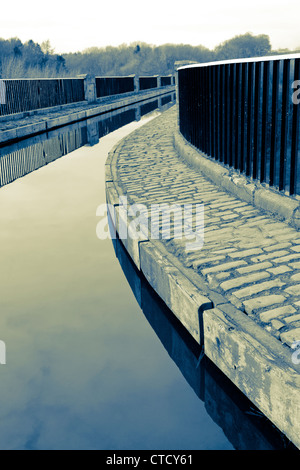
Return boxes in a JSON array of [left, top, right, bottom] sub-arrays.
[[0, 93, 176, 188], [1, 111, 231, 451], [0, 108, 235, 450], [112, 234, 297, 451]]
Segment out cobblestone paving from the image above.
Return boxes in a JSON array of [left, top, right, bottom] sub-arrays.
[[114, 106, 300, 349]]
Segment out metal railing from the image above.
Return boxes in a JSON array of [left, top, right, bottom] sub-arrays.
[[0, 78, 85, 117], [0, 75, 175, 118], [95, 76, 135, 98], [139, 76, 158, 91], [178, 54, 300, 196], [160, 76, 172, 87]]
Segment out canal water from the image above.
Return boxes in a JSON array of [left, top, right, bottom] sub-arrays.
[[0, 95, 295, 450]]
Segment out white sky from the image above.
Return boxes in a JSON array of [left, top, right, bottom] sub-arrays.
[[1, 0, 299, 53]]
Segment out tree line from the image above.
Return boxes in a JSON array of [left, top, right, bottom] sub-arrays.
[[0, 33, 299, 79], [0, 38, 66, 78]]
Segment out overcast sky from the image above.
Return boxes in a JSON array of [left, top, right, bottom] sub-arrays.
[[1, 0, 299, 53]]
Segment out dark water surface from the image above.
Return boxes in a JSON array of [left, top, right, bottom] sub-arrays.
[[0, 96, 295, 450]]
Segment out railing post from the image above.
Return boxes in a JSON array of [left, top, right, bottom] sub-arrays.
[[78, 74, 97, 103], [0, 80, 6, 105], [133, 75, 140, 93], [0, 340, 6, 365]]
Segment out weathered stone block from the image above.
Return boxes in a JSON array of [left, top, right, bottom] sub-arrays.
[[140, 241, 212, 344], [259, 305, 296, 323], [220, 271, 270, 291], [203, 306, 300, 449], [243, 295, 286, 314], [280, 328, 300, 347]]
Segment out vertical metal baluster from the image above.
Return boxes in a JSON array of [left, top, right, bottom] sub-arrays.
[[279, 59, 291, 192], [206, 66, 210, 156], [223, 65, 229, 165], [240, 63, 246, 174], [202, 68, 207, 154], [235, 62, 241, 171], [210, 65, 215, 159], [247, 62, 254, 177], [253, 61, 262, 181], [290, 58, 300, 195], [215, 65, 220, 161], [261, 61, 269, 184], [270, 60, 282, 189], [220, 64, 224, 162], [230, 63, 235, 168]]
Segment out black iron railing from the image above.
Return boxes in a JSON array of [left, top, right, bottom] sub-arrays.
[[0, 78, 85, 117], [0, 75, 175, 117], [178, 54, 300, 196], [160, 76, 172, 87], [96, 76, 135, 98], [139, 76, 158, 91]]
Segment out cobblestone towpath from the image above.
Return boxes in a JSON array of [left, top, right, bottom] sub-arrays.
[[106, 104, 300, 447], [110, 106, 300, 351]]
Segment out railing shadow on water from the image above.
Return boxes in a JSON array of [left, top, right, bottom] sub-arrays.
[[109, 218, 297, 451], [0, 92, 176, 188]]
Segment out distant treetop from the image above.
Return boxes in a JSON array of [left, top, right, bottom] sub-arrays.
[[0, 33, 298, 79]]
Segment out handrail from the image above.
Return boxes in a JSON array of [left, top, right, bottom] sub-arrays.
[[178, 53, 300, 69]]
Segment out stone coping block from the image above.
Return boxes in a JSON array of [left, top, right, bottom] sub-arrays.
[[204, 304, 300, 449]]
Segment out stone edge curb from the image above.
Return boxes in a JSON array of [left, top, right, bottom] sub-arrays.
[[105, 117, 300, 449], [173, 130, 300, 231], [0, 86, 175, 145]]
